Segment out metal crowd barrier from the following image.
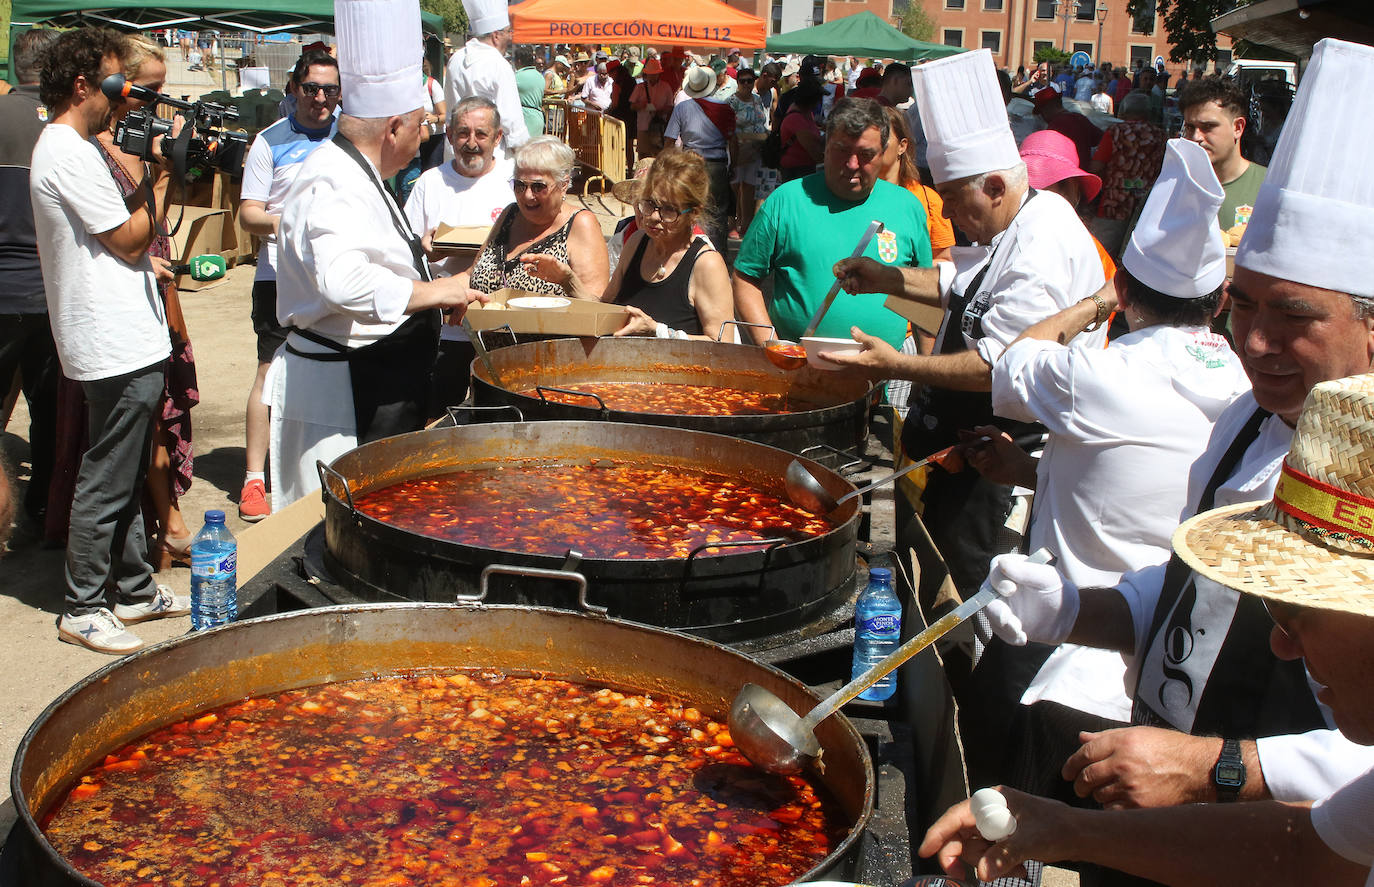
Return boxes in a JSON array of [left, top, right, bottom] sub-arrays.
[[543, 100, 627, 193]]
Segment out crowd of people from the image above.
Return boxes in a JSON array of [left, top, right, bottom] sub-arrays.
[[2, 0, 1373, 883]]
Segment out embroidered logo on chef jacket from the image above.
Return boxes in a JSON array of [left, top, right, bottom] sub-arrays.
[[876, 229, 899, 263], [1134, 573, 1241, 732]]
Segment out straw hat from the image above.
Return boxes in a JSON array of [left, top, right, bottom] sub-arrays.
[[682, 65, 716, 99], [611, 157, 655, 203], [572, 51, 591, 64], [1173, 373, 1374, 618]]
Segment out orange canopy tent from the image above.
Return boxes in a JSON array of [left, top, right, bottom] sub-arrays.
[[510, 0, 766, 50]]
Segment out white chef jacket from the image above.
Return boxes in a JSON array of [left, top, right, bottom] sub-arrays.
[[992, 325, 1251, 719], [1124, 392, 1374, 801], [445, 39, 530, 166], [269, 139, 425, 509], [1312, 765, 1374, 883], [932, 190, 1108, 364]]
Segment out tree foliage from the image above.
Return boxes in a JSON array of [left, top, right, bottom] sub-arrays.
[[898, 0, 936, 43], [1034, 46, 1070, 64], [1127, 0, 1240, 64], [420, 0, 469, 38]]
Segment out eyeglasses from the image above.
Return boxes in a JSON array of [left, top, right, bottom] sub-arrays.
[[299, 82, 340, 98], [636, 198, 691, 222], [512, 178, 554, 194]]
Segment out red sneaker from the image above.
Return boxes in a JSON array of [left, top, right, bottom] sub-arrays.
[[238, 479, 270, 522]]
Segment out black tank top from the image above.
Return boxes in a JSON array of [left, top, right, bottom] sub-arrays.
[[614, 235, 707, 336]]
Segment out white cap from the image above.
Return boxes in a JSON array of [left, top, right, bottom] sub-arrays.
[[1122, 139, 1226, 298], [337, 0, 426, 119], [461, 0, 510, 37], [911, 49, 1020, 185], [1236, 38, 1374, 297]]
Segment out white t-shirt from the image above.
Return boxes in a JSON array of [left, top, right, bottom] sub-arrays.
[[29, 124, 170, 382], [403, 162, 515, 342], [239, 115, 338, 281], [1312, 766, 1374, 884]]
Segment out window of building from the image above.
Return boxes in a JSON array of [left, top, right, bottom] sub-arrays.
[[1073, 41, 1093, 58], [981, 30, 1002, 54], [1033, 39, 1055, 57], [943, 28, 964, 48], [1131, 0, 1156, 34], [1213, 48, 1233, 72], [1075, 0, 1094, 21], [983, 0, 1004, 9], [1035, 0, 1055, 19], [812, 0, 824, 25], [1129, 44, 1154, 70], [945, 0, 965, 8], [771, 0, 783, 34]]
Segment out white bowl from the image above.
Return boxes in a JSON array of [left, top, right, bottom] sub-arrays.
[[507, 295, 571, 309], [801, 336, 862, 370]]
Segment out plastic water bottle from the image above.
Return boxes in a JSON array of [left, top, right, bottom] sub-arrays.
[[852, 567, 902, 701], [190, 509, 238, 630]]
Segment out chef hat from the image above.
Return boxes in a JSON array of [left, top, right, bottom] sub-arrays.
[[1235, 38, 1374, 297], [461, 0, 509, 37], [1122, 139, 1226, 298], [912, 49, 1020, 185], [336, 0, 426, 119]]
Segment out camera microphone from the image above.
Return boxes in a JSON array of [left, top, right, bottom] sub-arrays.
[[171, 255, 227, 282], [101, 73, 163, 105]]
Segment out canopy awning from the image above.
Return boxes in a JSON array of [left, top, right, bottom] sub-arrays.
[[765, 12, 964, 62], [510, 0, 767, 49], [1211, 0, 1374, 60], [9, 0, 444, 35]]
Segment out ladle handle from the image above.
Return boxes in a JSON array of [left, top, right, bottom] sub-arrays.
[[800, 220, 884, 339], [835, 457, 935, 507], [799, 548, 1053, 731]]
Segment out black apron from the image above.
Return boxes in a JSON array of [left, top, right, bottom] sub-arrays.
[[286, 134, 441, 445], [1132, 406, 1324, 739], [903, 190, 1044, 596]]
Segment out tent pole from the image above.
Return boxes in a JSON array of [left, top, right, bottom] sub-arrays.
[[221, 34, 229, 93]]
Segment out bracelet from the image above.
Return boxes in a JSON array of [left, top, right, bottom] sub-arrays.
[[1081, 292, 1109, 332]]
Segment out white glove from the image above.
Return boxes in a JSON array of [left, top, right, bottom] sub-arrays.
[[980, 553, 1079, 646]]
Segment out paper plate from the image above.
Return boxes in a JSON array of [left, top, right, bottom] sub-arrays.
[[508, 296, 571, 310]]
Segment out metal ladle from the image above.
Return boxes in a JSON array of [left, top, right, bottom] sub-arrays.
[[729, 549, 1053, 775], [785, 440, 983, 515]]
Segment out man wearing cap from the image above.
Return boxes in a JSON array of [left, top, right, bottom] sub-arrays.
[[980, 38, 1374, 843], [444, 0, 529, 169], [270, 0, 485, 510], [630, 58, 674, 160], [1033, 85, 1103, 169], [665, 66, 736, 251], [733, 97, 932, 351], [921, 372, 1374, 887], [825, 49, 1106, 622], [966, 139, 1250, 805]]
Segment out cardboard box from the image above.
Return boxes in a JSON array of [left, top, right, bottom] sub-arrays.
[[466, 288, 631, 336], [883, 294, 946, 337], [167, 205, 231, 291], [433, 223, 492, 251]]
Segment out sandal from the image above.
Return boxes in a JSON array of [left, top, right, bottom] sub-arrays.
[[154, 534, 194, 572]]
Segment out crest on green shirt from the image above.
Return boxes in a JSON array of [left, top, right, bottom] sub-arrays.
[[876, 229, 898, 263]]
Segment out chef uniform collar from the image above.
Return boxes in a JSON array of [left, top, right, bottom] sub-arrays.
[[1122, 139, 1226, 298], [1235, 38, 1374, 298], [911, 48, 1020, 186], [461, 0, 510, 37], [337, 0, 426, 119]]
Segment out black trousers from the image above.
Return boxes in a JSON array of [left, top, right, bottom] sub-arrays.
[[0, 312, 60, 521]]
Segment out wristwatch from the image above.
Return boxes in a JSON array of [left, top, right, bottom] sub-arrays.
[[1213, 738, 1246, 801]]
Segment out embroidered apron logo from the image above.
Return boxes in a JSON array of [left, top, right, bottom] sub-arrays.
[[876, 229, 899, 264], [1185, 344, 1229, 369]]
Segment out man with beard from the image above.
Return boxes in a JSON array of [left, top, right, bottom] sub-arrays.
[[404, 96, 515, 415], [30, 26, 190, 653]]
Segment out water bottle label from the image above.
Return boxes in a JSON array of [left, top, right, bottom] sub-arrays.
[[192, 550, 237, 579], [860, 614, 900, 634]]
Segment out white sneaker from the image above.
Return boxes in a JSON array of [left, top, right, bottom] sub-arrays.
[[58, 609, 145, 655], [113, 584, 191, 624]]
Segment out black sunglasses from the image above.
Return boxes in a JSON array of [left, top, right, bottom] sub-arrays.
[[299, 82, 340, 98]]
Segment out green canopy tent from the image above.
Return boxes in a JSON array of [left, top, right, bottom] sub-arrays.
[[765, 11, 964, 62]]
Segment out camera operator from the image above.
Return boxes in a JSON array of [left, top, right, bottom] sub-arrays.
[[30, 26, 190, 655]]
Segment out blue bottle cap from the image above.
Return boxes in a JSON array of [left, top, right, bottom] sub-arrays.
[[204, 509, 226, 523], [868, 567, 892, 581]]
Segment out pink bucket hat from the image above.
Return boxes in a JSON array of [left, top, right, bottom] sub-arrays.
[[1019, 129, 1101, 202]]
